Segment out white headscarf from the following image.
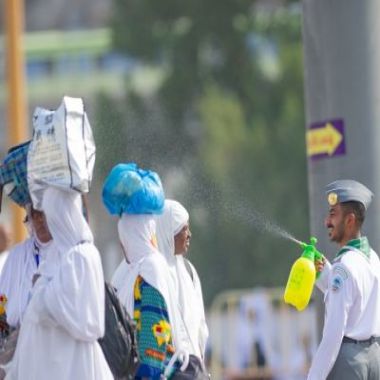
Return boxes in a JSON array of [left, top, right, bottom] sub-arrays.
[[114, 213, 185, 351], [42, 188, 93, 253], [156, 200, 209, 358], [115, 214, 158, 314], [156, 200, 189, 264]]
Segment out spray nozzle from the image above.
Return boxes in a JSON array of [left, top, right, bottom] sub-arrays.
[[298, 236, 324, 279], [299, 236, 323, 261], [299, 236, 317, 249]]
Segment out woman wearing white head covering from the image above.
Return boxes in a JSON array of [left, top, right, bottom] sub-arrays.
[[156, 200, 209, 360], [106, 162, 191, 378], [5, 188, 112, 380], [113, 213, 188, 379]]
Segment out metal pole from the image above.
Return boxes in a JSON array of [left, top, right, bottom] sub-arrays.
[[302, 0, 380, 331], [4, 0, 28, 243]]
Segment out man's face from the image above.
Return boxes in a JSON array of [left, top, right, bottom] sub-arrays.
[[174, 223, 191, 255], [30, 208, 52, 243], [325, 204, 347, 245]]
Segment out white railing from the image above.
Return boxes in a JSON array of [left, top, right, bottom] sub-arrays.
[[208, 287, 318, 380]]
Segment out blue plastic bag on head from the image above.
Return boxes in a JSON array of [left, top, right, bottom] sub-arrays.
[[0, 141, 31, 209], [102, 163, 165, 215]]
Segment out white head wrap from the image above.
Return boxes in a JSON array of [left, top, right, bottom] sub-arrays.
[[118, 214, 157, 263], [155, 200, 209, 358], [42, 188, 93, 254], [156, 199, 189, 265], [27, 202, 59, 279]]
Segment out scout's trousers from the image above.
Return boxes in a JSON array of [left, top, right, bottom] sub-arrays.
[[327, 339, 380, 380]]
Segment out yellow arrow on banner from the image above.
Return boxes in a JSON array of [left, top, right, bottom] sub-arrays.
[[307, 122, 343, 157]]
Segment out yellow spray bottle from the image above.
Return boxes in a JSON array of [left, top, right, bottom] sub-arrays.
[[284, 237, 323, 311]]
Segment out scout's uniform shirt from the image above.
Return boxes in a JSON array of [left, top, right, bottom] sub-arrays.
[[308, 237, 380, 380]]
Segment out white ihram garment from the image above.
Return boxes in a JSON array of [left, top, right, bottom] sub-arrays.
[[6, 188, 112, 380], [155, 200, 209, 359]]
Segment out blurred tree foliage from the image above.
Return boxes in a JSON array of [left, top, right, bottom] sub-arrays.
[[94, 1, 309, 304]]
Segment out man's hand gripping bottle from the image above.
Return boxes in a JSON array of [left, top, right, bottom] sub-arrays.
[[284, 237, 323, 311]]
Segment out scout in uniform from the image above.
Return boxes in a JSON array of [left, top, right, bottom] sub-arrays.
[[307, 179, 380, 380]]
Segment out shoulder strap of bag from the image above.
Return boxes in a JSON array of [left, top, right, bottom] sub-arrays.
[[105, 283, 138, 349]]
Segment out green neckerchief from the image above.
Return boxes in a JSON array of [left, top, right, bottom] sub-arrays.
[[336, 236, 370, 258]]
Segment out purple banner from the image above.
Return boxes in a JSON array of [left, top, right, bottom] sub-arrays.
[[307, 119, 346, 160]]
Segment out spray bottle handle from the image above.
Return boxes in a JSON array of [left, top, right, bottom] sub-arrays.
[[301, 236, 324, 278], [310, 237, 324, 278]]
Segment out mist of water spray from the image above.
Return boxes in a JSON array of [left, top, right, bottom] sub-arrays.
[[221, 199, 302, 245], [93, 104, 304, 247]]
